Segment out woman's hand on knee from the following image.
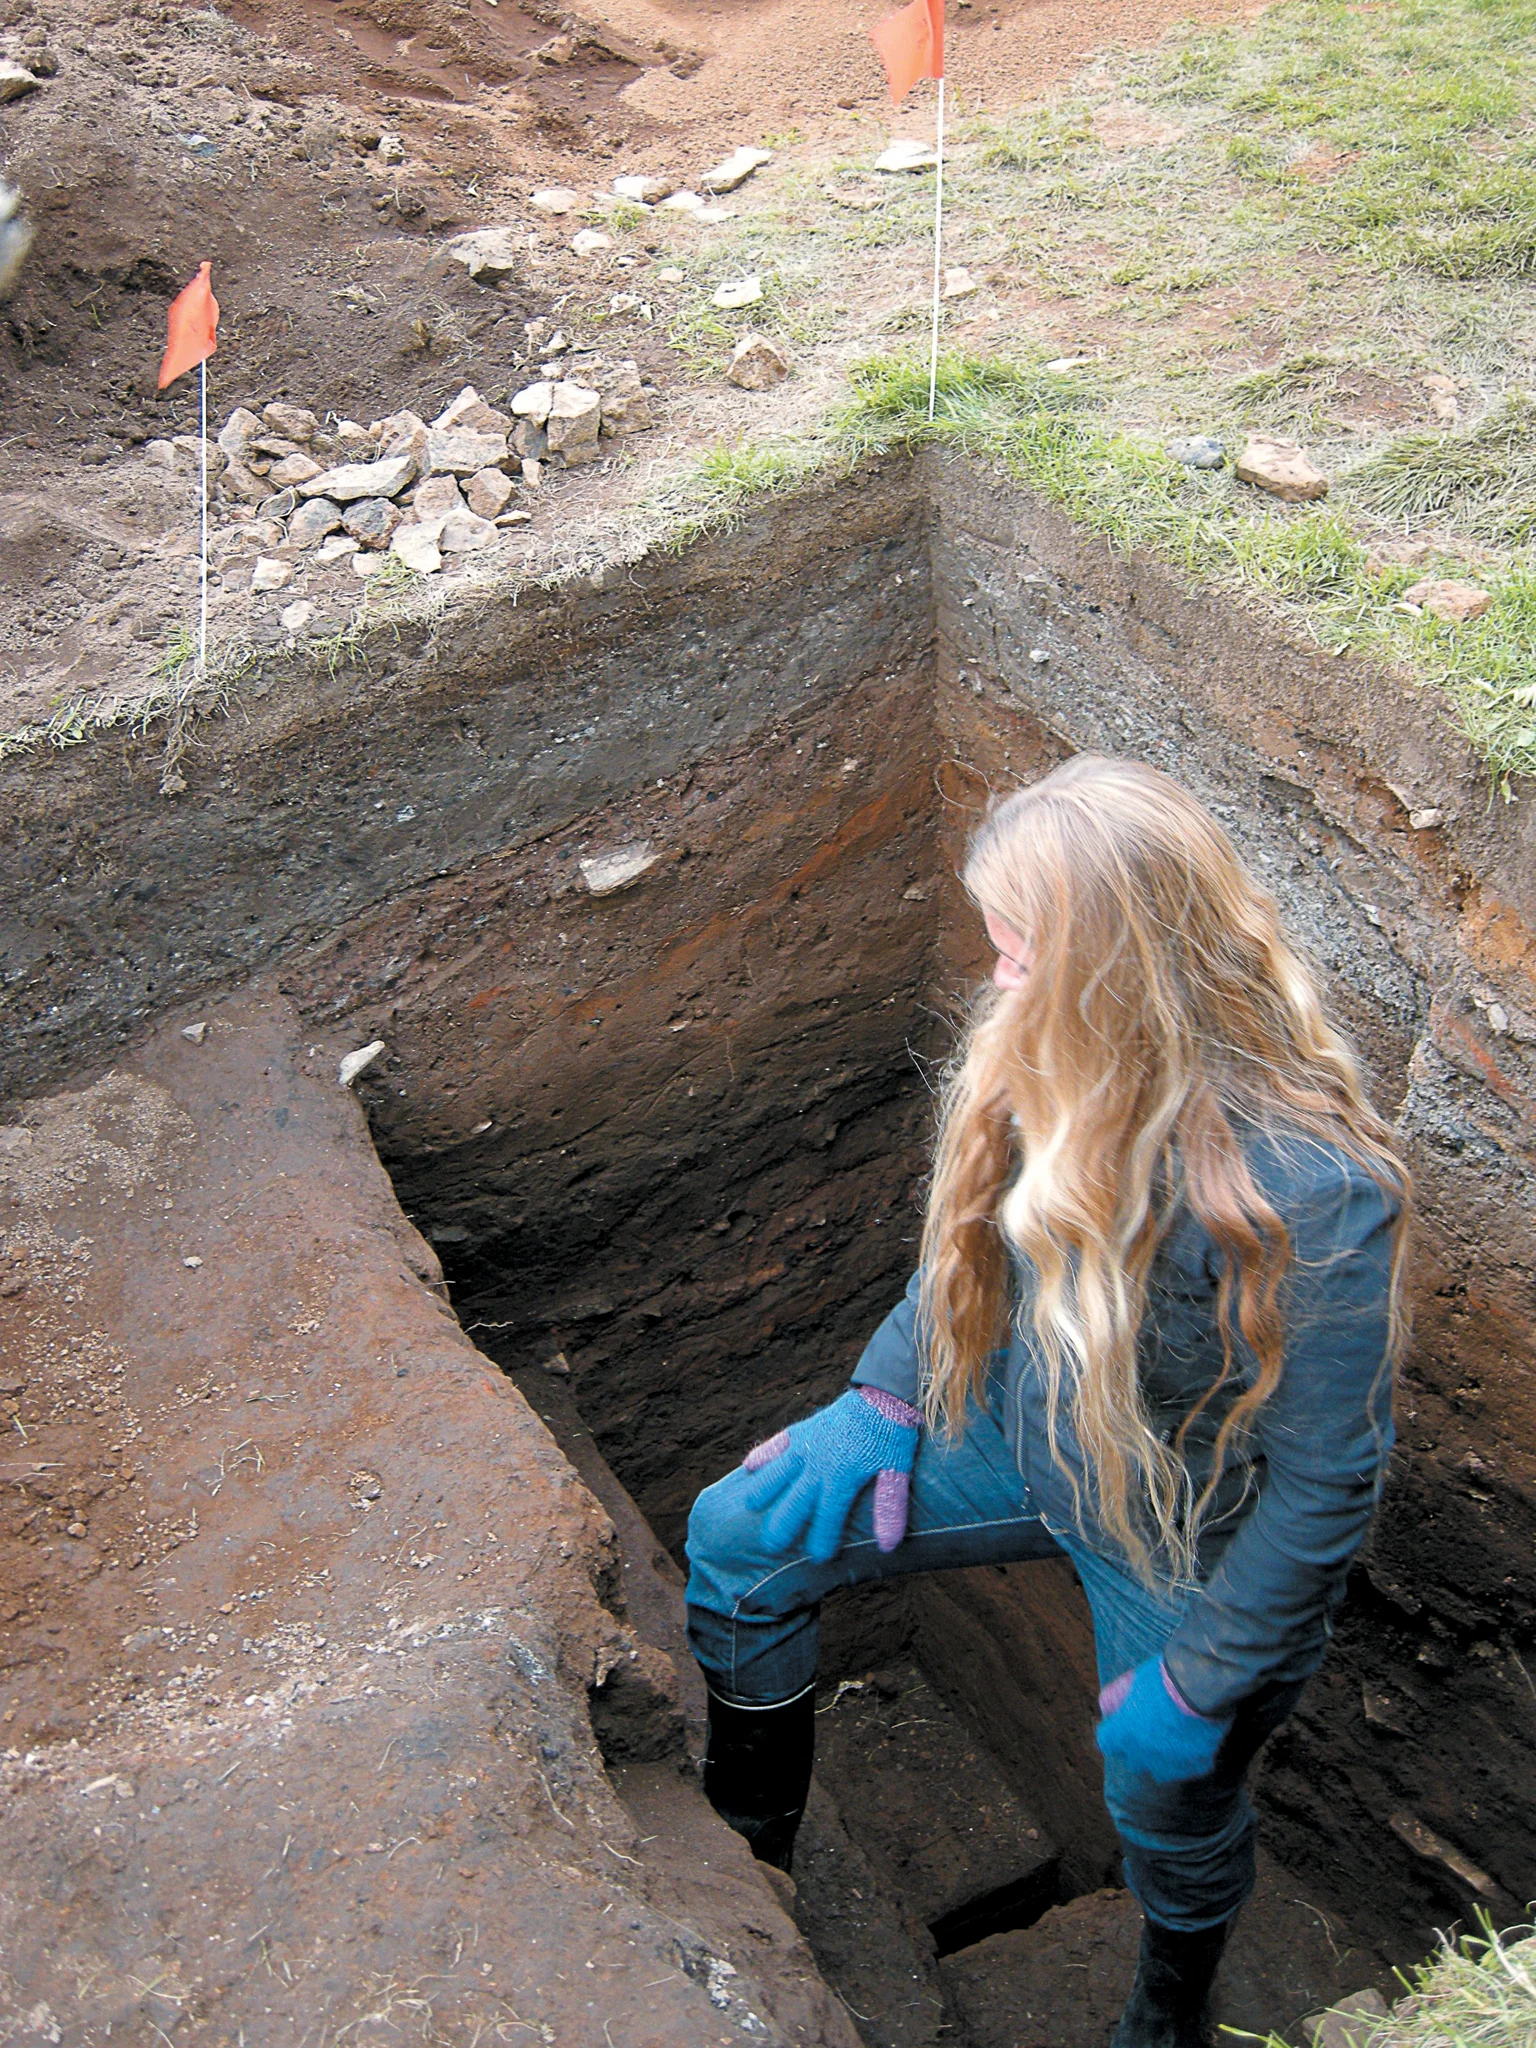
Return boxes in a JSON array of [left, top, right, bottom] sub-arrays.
[[1095, 1656, 1232, 1783], [739, 1387, 921, 1563]]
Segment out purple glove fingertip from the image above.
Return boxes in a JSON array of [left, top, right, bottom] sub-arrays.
[[872, 1468, 910, 1552], [743, 1428, 792, 1472], [858, 1385, 923, 1430]]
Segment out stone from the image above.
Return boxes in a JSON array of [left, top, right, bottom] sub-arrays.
[[1235, 435, 1329, 501], [439, 510, 497, 552], [392, 524, 444, 575], [496, 509, 534, 528], [314, 535, 360, 564], [288, 497, 344, 547], [376, 410, 428, 462], [442, 228, 522, 285], [580, 842, 659, 895], [432, 387, 512, 434], [465, 468, 514, 518], [1409, 807, 1446, 831], [217, 407, 263, 463], [1302, 1989, 1391, 2048], [171, 435, 226, 476], [529, 187, 580, 214], [594, 361, 652, 435], [1167, 434, 1226, 469], [343, 497, 403, 549], [352, 553, 385, 579], [257, 488, 299, 523], [874, 139, 938, 173], [700, 146, 772, 194], [1422, 371, 1459, 422], [942, 266, 979, 298], [655, 266, 685, 284], [571, 228, 612, 257], [280, 600, 315, 635], [1401, 577, 1493, 622], [338, 1041, 385, 1087], [334, 421, 379, 456], [659, 190, 706, 213], [534, 33, 575, 62], [726, 333, 791, 391], [412, 474, 467, 520], [545, 383, 602, 464], [263, 402, 320, 442], [251, 557, 294, 593], [181, 1022, 209, 1044], [237, 519, 286, 551], [712, 274, 762, 310], [376, 132, 405, 165], [300, 453, 417, 503], [613, 174, 678, 205], [0, 60, 41, 102], [425, 427, 509, 475], [514, 421, 549, 462], [522, 457, 543, 488], [511, 381, 555, 426], [268, 452, 322, 488]]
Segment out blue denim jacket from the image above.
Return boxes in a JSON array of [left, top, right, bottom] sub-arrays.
[[851, 1133, 1400, 1717]]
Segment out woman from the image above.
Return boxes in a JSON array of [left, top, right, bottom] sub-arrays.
[[684, 756, 1409, 2048]]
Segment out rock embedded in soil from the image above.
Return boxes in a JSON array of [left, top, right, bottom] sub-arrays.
[[571, 228, 614, 257], [343, 496, 403, 549], [1235, 434, 1329, 501], [727, 332, 792, 390], [217, 407, 263, 463], [251, 556, 293, 592], [287, 497, 343, 547], [875, 139, 939, 172], [713, 274, 763, 309], [1303, 1988, 1392, 2048], [1400, 577, 1492, 622], [580, 842, 660, 895], [279, 599, 314, 635], [0, 59, 41, 102], [943, 265, 979, 298], [701, 145, 773, 194], [465, 467, 514, 518], [442, 227, 523, 285], [530, 186, 580, 213], [614, 173, 679, 205], [425, 426, 509, 476], [595, 361, 653, 434], [301, 452, 416, 503], [439, 509, 497, 553], [1167, 434, 1226, 468]]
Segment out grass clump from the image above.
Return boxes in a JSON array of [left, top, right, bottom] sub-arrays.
[[1239, 1917, 1536, 2048], [1345, 396, 1536, 538]]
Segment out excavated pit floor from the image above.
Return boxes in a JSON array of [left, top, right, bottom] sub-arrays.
[[4, 454, 1535, 2044]]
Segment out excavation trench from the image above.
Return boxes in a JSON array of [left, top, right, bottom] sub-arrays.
[[4, 453, 1535, 2047]]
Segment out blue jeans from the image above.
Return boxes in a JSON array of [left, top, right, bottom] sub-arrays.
[[685, 1392, 1301, 1932]]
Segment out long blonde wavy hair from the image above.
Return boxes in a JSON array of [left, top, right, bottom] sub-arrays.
[[919, 755, 1410, 1584]]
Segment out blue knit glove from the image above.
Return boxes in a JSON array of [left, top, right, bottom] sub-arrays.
[[739, 1387, 921, 1563], [1096, 1657, 1231, 1784]]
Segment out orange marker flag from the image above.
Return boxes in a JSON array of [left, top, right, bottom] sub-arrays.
[[870, 0, 943, 104], [157, 261, 219, 389]]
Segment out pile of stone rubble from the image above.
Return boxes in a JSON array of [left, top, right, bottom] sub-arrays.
[[146, 353, 654, 584]]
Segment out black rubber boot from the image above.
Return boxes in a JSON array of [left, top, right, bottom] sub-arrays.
[[1110, 1915, 1233, 2048], [701, 1681, 815, 1874]]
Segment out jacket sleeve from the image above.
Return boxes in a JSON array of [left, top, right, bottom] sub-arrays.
[[1160, 1164, 1399, 1720], [850, 1267, 925, 1406]]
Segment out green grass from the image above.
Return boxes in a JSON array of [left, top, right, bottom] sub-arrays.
[[833, 352, 1536, 784], [1235, 1917, 1536, 2048]]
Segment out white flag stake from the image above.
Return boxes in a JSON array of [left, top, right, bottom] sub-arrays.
[[198, 356, 209, 675], [927, 73, 946, 422]]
